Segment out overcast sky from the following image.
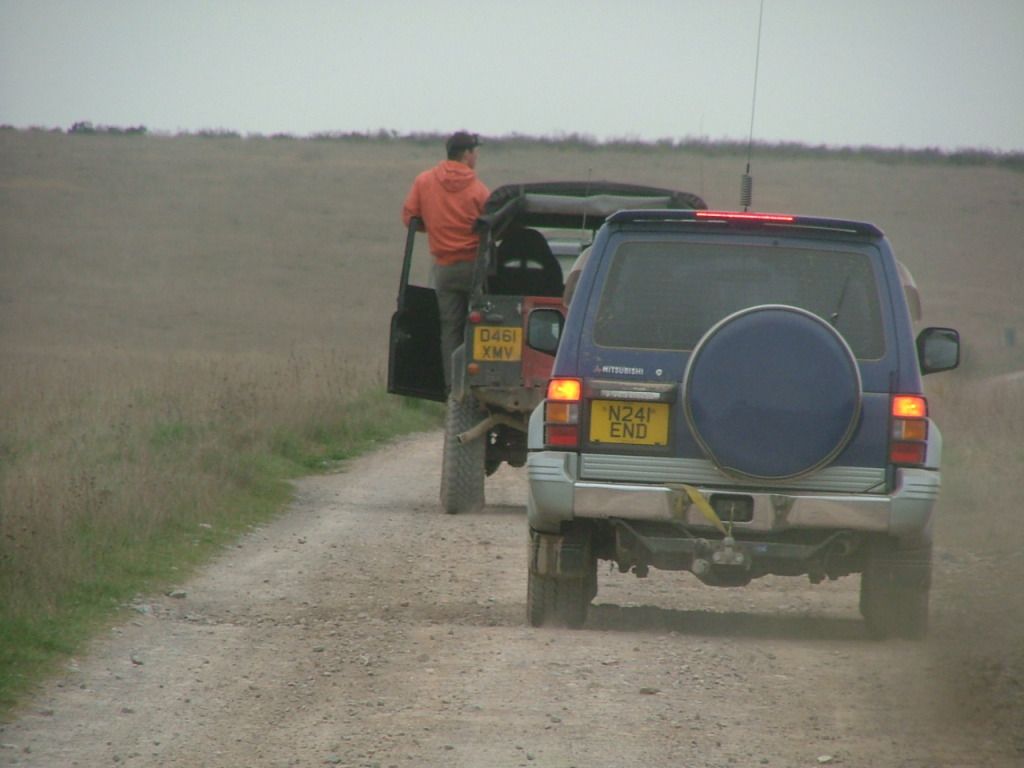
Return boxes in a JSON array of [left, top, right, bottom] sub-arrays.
[[2, 0, 1022, 151]]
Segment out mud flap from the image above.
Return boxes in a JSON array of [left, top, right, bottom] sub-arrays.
[[860, 541, 932, 640], [529, 527, 592, 579], [866, 545, 933, 590]]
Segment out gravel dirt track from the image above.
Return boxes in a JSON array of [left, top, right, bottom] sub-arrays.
[[2, 432, 1019, 767]]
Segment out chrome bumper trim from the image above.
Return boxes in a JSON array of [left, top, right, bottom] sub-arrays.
[[573, 482, 892, 531], [580, 454, 887, 494], [527, 450, 938, 537]]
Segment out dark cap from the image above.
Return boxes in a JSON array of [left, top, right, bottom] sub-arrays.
[[446, 131, 480, 155]]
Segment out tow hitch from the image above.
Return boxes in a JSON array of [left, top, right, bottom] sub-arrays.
[[694, 535, 748, 571]]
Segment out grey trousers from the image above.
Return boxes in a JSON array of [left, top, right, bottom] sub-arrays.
[[432, 260, 476, 389]]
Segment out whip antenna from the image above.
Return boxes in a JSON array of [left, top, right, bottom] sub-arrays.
[[580, 167, 593, 238], [742, 0, 766, 211]]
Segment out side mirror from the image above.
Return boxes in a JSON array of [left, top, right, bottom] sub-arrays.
[[917, 327, 960, 375], [527, 309, 564, 356]]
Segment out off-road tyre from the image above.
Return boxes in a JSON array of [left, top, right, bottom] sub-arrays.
[[440, 394, 486, 514], [860, 540, 931, 640], [527, 569, 593, 629]]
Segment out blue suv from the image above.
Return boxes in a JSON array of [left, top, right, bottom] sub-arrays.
[[526, 209, 960, 638]]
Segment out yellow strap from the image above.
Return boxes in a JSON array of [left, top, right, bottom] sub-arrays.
[[669, 483, 729, 536]]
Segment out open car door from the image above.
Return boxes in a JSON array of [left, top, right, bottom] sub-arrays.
[[387, 219, 446, 402]]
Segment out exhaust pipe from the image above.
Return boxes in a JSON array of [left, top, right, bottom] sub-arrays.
[[456, 413, 526, 444]]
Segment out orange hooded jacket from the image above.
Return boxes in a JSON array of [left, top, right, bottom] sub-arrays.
[[401, 160, 490, 266]]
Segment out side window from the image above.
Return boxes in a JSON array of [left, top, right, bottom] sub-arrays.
[[406, 227, 435, 288]]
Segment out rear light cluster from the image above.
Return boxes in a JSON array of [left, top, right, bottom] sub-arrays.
[[890, 395, 928, 466], [544, 378, 581, 448]]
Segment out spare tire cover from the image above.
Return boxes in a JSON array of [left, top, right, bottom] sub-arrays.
[[683, 305, 862, 481]]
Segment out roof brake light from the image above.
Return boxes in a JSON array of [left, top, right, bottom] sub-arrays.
[[695, 210, 796, 223]]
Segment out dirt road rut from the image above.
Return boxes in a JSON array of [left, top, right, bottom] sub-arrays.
[[1, 432, 1017, 767]]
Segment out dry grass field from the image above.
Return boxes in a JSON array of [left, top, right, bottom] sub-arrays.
[[1, 129, 1022, 737]]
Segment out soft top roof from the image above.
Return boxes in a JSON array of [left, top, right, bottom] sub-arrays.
[[478, 180, 707, 234]]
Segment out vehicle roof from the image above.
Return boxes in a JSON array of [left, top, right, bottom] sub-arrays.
[[605, 209, 885, 238], [478, 181, 707, 235]]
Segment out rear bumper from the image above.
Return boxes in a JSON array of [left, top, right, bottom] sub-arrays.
[[527, 450, 939, 543]]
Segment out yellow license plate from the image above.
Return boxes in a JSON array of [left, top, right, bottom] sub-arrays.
[[473, 325, 522, 362], [589, 400, 669, 446]]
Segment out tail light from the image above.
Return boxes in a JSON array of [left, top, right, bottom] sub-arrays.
[[890, 394, 928, 465], [544, 378, 581, 448]]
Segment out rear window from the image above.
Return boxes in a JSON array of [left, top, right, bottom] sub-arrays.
[[593, 240, 885, 359]]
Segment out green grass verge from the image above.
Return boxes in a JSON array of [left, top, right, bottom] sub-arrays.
[[0, 390, 442, 716]]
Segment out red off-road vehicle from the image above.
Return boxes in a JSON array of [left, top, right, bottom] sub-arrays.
[[388, 181, 706, 513]]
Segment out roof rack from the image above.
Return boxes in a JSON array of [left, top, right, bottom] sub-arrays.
[[477, 182, 707, 234]]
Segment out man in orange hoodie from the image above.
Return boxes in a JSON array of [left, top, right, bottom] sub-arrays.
[[402, 131, 490, 390]]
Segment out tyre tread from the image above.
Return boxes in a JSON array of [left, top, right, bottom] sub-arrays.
[[440, 395, 485, 514]]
